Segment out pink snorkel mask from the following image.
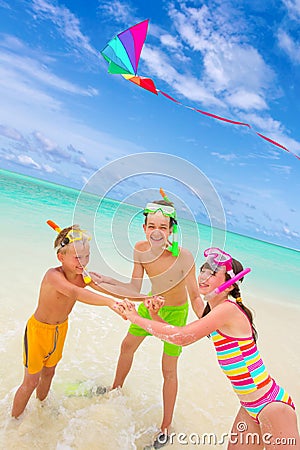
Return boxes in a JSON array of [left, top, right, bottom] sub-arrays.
[[203, 247, 251, 301], [203, 247, 235, 278]]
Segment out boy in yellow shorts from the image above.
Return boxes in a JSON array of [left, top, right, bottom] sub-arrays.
[[92, 193, 204, 447], [12, 224, 121, 418]]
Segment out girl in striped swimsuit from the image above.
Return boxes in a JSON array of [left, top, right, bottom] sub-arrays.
[[120, 248, 300, 449]]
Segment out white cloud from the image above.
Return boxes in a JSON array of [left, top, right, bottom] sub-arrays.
[[0, 0, 10, 9], [243, 113, 283, 134], [0, 125, 23, 141], [142, 46, 223, 107], [283, 225, 300, 237], [242, 112, 300, 155], [0, 37, 98, 96], [211, 152, 237, 161], [204, 43, 272, 94], [42, 164, 57, 173], [17, 154, 41, 169], [32, 131, 70, 160], [169, 3, 274, 95], [216, 180, 300, 245], [277, 29, 300, 63], [30, 0, 99, 59], [100, 0, 134, 24], [270, 164, 292, 175], [33, 131, 60, 153], [0, 64, 61, 110], [282, 0, 300, 19], [160, 34, 182, 50], [141, 46, 178, 84], [226, 89, 268, 111], [2, 152, 15, 161]]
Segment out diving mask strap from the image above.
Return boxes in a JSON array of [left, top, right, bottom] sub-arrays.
[[227, 269, 235, 278], [160, 188, 179, 257]]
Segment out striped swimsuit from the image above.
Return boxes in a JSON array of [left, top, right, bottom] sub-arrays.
[[211, 301, 295, 423]]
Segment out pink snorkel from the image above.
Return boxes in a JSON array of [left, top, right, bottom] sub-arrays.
[[203, 247, 251, 301]]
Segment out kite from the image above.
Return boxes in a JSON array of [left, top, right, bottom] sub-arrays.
[[101, 20, 299, 160]]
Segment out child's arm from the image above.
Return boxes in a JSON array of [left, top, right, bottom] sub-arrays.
[[88, 273, 118, 285], [184, 252, 205, 318], [47, 269, 118, 310], [89, 246, 146, 301], [88, 275, 147, 301], [120, 299, 232, 345]]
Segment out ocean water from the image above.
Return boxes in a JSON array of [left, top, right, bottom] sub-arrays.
[[0, 169, 299, 450], [1, 169, 299, 305]]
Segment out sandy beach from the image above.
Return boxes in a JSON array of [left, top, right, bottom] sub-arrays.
[[0, 276, 299, 450]]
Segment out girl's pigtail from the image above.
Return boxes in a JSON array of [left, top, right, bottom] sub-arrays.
[[201, 302, 211, 318], [229, 265, 258, 342]]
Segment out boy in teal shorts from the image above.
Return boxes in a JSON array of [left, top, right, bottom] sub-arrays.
[[93, 193, 204, 447]]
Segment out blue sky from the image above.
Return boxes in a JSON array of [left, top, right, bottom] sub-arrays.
[[0, 0, 300, 249]]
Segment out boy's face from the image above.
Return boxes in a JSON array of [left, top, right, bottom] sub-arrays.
[[143, 211, 172, 248], [58, 241, 90, 274]]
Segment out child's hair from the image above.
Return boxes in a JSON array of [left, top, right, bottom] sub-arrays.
[[201, 258, 258, 341], [143, 199, 176, 228], [54, 224, 89, 254]]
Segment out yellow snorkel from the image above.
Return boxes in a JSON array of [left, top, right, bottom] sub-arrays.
[[46, 220, 92, 284], [159, 188, 179, 257]]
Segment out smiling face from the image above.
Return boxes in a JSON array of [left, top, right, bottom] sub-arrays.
[[143, 211, 172, 248], [198, 263, 227, 295], [57, 241, 90, 275]]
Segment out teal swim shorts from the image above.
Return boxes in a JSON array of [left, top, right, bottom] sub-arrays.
[[128, 301, 189, 357]]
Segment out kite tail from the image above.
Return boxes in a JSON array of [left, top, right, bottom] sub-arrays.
[[157, 90, 299, 160]]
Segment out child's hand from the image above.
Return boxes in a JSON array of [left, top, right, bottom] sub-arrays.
[[110, 301, 127, 320], [144, 296, 165, 315], [115, 299, 138, 320]]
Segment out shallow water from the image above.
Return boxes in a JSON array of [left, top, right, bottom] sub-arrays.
[[1, 169, 299, 449]]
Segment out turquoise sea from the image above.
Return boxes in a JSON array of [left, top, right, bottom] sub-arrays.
[[1, 168, 299, 305], [0, 168, 299, 450]]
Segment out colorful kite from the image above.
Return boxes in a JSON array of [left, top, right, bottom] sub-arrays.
[[101, 20, 299, 160]]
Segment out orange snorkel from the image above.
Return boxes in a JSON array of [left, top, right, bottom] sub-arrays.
[[47, 220, 62, 233], [46, 220, 92, 284]]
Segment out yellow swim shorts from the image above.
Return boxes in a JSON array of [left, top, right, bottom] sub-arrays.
[[23, 315, 68, 374]]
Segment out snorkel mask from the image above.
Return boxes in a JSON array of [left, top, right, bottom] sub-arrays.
[[203, 247, 251, 301], [143, 188, 179, 257], [59, 229, 91, 248], [46, 220, 92, 284], [203, 247, 234, 277]]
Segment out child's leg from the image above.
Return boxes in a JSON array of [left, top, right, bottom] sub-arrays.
[[112, 333, 146, 389], [36, 365, 56, 401], [259, 402, 300, 449], [160, 353, 179, 434], [228, 406, 263, 450], [11, 368, 41, 418]]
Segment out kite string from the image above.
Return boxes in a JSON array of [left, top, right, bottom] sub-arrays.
[[158, 90, 299, 159]]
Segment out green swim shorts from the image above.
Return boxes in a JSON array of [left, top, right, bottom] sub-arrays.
[[128, 301, 189, 357]]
